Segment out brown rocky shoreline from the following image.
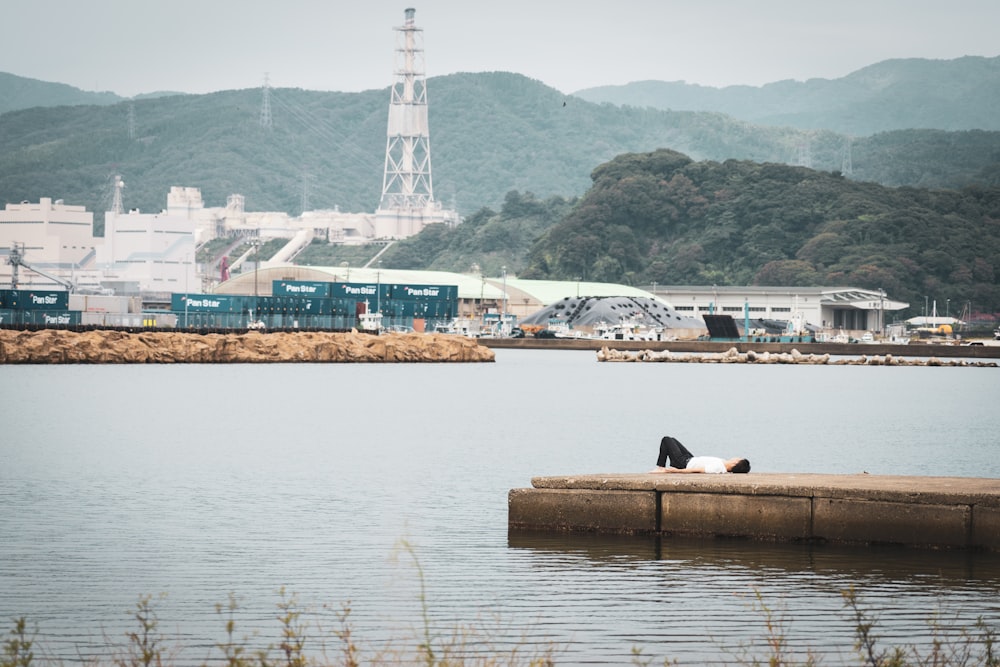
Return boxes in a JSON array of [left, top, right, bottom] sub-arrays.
[[0, 328, 495, 364]]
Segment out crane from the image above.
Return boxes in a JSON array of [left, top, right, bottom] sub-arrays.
[[6, 242, 75, 292]]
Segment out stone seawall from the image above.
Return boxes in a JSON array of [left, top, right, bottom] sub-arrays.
[[0, 328, 495, 364], [509, 473, 1000, 551], [597, 346, 999, 366]]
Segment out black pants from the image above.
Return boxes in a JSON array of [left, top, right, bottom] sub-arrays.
[[656, 436, 694, 469]]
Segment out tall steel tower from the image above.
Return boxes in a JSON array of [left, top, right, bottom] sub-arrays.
[[127, 103, 137, 140], [259, 73, 273, 130], [841, 137, 853, 177], [379, 7, 434, 212]]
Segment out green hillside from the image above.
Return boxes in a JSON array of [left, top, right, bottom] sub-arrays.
[[2, 72, 999, 237]]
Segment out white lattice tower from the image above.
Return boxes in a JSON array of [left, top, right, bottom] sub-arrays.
[[379, 7, 434, 211]]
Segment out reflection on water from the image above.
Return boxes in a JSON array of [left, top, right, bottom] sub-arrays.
[[509, 530, 1000, 585], [508, 531, 1000, 664]]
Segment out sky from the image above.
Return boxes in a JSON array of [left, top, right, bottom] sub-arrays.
[[2, 0, 999, 98]]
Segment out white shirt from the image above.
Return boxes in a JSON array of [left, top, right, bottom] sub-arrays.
[[686, 456, 728, 473]]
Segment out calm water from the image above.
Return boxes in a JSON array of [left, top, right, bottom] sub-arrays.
[[2, 349, 999, 665]]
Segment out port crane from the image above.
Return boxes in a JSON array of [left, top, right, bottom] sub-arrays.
[[5, 242, 75, 292]]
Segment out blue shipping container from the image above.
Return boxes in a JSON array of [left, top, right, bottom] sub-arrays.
[[1, 289, 70, 310], [272, 280, 331, 298]]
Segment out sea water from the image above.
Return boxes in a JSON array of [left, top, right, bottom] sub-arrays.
[[2, 349, 999, 664]]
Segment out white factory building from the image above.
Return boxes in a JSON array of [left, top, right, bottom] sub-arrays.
[[0, 187, 459, 296]]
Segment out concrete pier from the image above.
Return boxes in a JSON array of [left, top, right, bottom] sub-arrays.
[[509, 473, 1000, 551]]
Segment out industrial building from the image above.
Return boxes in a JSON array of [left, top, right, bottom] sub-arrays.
[[0, 198, 104, 292], [649, 285, 908, 334]]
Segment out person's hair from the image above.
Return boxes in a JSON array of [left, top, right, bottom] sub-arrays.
[[732, 458, 751, 474]]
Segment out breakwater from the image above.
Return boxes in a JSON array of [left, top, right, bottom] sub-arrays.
[[0, 328, 494, 363], [597, 345, 999, 366]]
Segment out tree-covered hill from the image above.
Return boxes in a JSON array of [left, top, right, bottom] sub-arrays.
[[519, 149, 1000, 315], [2, 72, 999, 236], [0, 72, 123, 114], [573, 56, 1000, 135]]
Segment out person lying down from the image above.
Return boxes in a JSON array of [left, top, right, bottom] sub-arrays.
[[649, 435, 751, 474]]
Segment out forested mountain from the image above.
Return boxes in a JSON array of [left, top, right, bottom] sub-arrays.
[[573, 56, 1000, 135], [0, 72, 123, 114], [6, 55, 996, 133], [2, 71, 999, 236]]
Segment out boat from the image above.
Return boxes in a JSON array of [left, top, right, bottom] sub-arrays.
[[592, 316, 672, 342], [433, 318, 477, 336], [357, 299, 383, 332], [358, 310, 383, 332]]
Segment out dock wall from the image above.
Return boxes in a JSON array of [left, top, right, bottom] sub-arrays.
[[508, 473, 1000, 551]]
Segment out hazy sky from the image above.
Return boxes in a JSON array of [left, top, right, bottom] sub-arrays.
[[3, 0, 998, 97]]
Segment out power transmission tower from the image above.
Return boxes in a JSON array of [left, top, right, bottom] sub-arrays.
[[259, 73, 273, 130], [379, 8, 434, 211], [127, 103, 136, 140], [841, 137, 853, 176]]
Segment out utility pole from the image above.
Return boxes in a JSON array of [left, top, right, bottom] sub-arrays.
[[251, 237, 261, 328], [501, 265, 508, 335], [251, 238, 261, 298]]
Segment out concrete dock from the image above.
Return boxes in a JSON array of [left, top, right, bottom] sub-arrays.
[[509, 473, 1000, 551]]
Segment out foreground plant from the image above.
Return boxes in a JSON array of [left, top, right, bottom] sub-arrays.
[[843, 586, 1000, 667], [114, 594, 171, 667], [4, 580, 998, 665], [1, 617, 34, 667]]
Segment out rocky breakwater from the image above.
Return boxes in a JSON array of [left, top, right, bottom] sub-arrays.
[[597, 346, 998, 367], [0, 329, 495, 364]]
